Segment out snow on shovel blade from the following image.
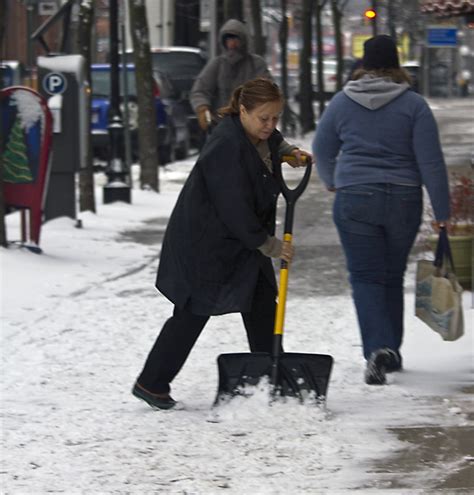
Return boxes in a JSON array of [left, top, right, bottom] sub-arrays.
[[215, 352, 273, 403], [278, 353, 333, 402], [215, 352, 333, 405]]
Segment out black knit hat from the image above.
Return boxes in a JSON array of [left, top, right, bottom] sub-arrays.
[[362, 35, 400, 70]]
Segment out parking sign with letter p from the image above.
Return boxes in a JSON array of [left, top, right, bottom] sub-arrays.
[[43, 72, 67, 95]]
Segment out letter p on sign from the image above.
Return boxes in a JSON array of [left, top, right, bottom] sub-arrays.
[[43, 72, 67, 95]]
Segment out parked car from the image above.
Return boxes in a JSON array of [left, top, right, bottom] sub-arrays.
[[0, 60, 25, 88], [90, 63, 190, 165], [127, 47, 206, 148], [310, 57, 355, 95]]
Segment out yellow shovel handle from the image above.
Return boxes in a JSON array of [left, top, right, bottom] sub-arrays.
[[281, 155, 307, 166], [274, 233, 292, 335]]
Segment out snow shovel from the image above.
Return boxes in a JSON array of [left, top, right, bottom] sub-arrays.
[[215, 157, 333, 405]]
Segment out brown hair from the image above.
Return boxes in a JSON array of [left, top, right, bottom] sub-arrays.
[[351, 67, 412, 85], [218, 77, 284, 117]]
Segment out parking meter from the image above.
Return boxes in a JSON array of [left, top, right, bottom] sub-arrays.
[[37, 55, 89, 221]]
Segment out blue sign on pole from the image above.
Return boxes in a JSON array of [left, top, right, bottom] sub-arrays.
[[427, 27, 458, 47], [43, 72, 67, 95]]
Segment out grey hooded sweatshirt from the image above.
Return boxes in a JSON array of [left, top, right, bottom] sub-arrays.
[[313, 75, 450, 220], [190, 19, 271, 113]]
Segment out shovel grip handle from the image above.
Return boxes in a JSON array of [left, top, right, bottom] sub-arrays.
[[276, 156, 312, 208]]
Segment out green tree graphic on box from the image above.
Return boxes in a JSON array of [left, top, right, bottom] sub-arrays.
[[2, 116, 33, 183]]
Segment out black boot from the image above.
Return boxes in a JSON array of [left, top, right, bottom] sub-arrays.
[[364, 348, 399, 385], [386, 350, 402, 373], [132, 382, 177, 410]]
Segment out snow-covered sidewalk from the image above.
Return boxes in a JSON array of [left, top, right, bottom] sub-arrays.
[[1, 162, 472, 494]]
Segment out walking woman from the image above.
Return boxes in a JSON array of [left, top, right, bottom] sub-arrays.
[[133, 78, 311, 409], [313, 35, 450, 385]]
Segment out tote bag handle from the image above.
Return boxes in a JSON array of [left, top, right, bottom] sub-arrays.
[[434, 226, 455, 273]]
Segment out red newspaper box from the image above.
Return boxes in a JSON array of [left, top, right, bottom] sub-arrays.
[[1, 86, 53, 251]]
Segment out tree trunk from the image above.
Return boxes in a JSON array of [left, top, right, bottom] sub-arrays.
[[174, 0, 200, 46], [224, 0, 243, 21], [331, 0, 344, 92], [249, 0, 265, 56], [0, 147, 6, 248], [299, 0, 314, 133], [314, 0, 326, 117], [279, 0, 290, 134], [76, 0, 96, 213], [0, 0, 6, 60], [0, 0, 7, 246], [387, 0, 397, 43], [128, 0, 159, 192]]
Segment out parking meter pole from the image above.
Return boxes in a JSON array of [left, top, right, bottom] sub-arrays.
[[103, 0, 131, 204]]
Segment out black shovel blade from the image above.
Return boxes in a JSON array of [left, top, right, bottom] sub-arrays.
[[216, 352, 273, 402], [278, 352, 333, 402], [215, 352, 333, 405]]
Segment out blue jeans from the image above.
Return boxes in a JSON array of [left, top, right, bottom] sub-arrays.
[[333, 184, 422, 360]]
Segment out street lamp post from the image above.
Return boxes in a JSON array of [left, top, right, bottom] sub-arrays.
[[103, 0, 131, 204], [370, 0, 378, 37], [24, 0, 37, 87]]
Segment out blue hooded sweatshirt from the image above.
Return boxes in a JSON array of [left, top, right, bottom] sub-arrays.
[[313, 75, 450, 220]]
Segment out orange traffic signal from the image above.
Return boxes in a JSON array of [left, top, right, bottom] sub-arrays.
[[364, 8, 377, 20]]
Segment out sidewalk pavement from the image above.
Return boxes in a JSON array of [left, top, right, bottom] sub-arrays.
[[124, 164, 473, 492], [121, 99, 474, 489]]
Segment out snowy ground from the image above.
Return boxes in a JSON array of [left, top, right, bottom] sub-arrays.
[[1, 143, 473, 494]]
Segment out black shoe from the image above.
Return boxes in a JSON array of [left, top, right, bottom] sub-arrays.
[[364, 348, 398, 385], [385, 350, 402, 373], [132, 382, 177, 410]]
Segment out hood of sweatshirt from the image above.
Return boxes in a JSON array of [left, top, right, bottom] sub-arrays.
[[220, 19, 249, 65], [343, 74, 410, 110]]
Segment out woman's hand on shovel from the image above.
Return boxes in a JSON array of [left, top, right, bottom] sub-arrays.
[[280, 240, 294, 263]]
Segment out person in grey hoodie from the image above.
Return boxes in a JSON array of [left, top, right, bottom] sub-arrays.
[[190, 19, 271, 132], [313, 35, 450, 385]]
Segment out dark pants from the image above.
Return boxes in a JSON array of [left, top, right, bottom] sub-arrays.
[[137, 271, 277, 394], [333, 184, 422, 360]]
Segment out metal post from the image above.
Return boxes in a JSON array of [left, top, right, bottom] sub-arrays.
[[103, 0, 131, 204], [120, 23, 133, 179], [448, 47, 455, 98], [26, 4, 34, 67], [371, 0, 378, 37], [160, 0, 164, 46], [25, 1, 35, 87], [423, 46, 430, 97], [209, 0, 217, 59], [386, 0, 397, 43]]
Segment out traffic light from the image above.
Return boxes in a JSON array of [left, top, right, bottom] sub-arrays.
[[364, 8, 377, 20], [363, 7, 378, 35]]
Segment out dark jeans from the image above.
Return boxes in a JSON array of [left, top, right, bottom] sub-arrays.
[[333, 184, 422, 360], [137, 271, 277, 394]]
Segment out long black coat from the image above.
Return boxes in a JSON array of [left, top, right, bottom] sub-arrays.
[[156, 115, 282, 315]]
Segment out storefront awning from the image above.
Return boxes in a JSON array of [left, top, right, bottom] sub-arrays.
[[420, 0, 474, 16]]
